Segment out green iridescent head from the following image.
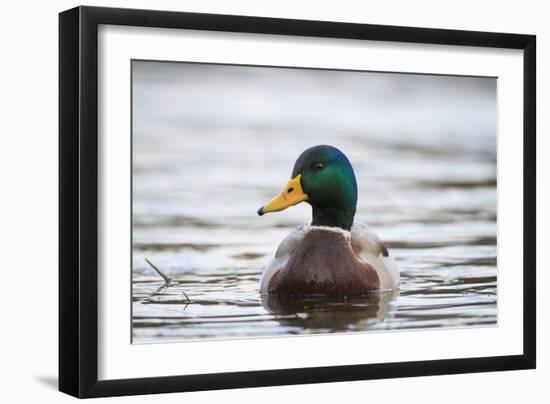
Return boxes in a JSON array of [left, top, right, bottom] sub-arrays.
[[258, 145, 358, 230]]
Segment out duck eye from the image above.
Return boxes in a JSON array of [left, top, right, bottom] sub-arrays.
[[312, 162, 325, 171]]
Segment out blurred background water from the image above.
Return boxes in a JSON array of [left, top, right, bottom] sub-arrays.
[[132, 61, 497, 343]]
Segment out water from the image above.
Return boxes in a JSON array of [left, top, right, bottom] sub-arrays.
[[132, 61, 497, 343]]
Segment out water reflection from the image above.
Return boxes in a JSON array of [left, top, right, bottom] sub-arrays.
[[263, 292, 398, 332]]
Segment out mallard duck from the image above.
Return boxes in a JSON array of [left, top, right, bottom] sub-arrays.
[[257, 145, 399, 296]]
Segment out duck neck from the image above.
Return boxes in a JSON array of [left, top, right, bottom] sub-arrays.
[[311, 206, 355, 231]]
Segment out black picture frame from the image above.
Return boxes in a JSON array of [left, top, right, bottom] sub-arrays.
[[59, 5, 536, 398]]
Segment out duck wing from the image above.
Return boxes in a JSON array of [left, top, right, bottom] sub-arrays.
[[351, 220, 400, 290]]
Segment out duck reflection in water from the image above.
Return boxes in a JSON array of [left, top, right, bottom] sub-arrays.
[[262, 290, 398, 332]]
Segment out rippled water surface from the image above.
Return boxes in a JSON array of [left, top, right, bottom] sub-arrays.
[[132, 61, 497, 343]]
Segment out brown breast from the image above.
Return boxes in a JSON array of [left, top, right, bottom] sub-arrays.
[[268, 229, 380, 296]]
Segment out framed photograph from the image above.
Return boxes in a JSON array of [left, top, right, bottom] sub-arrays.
[[59, 6, 536, 398]]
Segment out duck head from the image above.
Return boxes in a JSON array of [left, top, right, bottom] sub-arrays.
[[258, 145, 358, 231]]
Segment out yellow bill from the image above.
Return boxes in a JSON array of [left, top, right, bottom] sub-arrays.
[[257, 174, 309, 216]]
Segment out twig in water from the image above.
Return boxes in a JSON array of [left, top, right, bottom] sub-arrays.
[[144, 258, 190, 304], [180, 288, 191, 304], [151, 284, 169, 297], [144, 258, 171, 285]]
